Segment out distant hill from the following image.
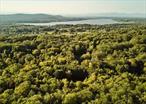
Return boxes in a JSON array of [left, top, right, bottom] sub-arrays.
[[0, 13, 145, 25], [76, 13, 146, 18], [0, 14, 85, 24]]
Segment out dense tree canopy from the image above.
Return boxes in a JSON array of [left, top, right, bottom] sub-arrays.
[[0, 24, 146, 104]]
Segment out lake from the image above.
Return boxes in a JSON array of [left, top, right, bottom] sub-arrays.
[[21, 19, 123, 26]]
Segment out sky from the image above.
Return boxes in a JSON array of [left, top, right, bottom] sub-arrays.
[[0, 0, 146, 16]]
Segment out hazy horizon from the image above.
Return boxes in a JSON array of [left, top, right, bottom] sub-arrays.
[[0, 0, 146, 17]]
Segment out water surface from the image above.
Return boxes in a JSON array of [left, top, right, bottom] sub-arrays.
[[21, 19, 122, 26]]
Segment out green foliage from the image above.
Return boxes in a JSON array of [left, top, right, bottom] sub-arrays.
[[26, 94, 43, 104], [63, 93, 78, 104], [14, 81, 31, 96], [0, 24, 145, 104]]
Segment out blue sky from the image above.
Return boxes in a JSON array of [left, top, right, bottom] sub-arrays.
[[0, 0, 146, 16]]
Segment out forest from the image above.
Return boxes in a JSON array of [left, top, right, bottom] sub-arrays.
[[0, 23, 146, 104]]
